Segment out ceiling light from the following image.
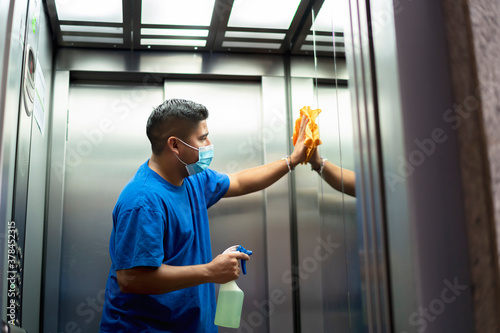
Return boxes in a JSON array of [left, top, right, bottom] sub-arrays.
[[60, 25, 123, 34], [62, 36, 123, 44], [228, 0, 301, 29], [312, 0, 349, 32], [224, 31, 286, 40], [300, 44, 345, 52], [55, 0, 122, 23], [142, 0, 216, 26], [222, 41, 281, 49], [305, 35, 344, 43], [141, 39, 207, 47], [141, 28, 209, 37]]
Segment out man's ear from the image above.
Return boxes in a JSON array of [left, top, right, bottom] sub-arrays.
[[166, 136, 180, 155]]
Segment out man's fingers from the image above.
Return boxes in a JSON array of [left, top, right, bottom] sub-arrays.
[[298, 115, 309, 139], [228, 252, 251, 261]]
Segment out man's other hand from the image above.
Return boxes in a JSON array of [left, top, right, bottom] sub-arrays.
[[290, 115, 310, 167], [207, 252, 251, 284]]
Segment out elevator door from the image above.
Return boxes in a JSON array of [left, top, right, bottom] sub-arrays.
[[59, 83, 164, 332], [59, 80, 267, 332]]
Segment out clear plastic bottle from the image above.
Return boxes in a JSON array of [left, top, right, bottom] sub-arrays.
[[214, 245, 252, 328]]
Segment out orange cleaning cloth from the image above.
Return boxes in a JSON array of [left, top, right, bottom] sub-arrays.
[[293, 106, 322, 164]]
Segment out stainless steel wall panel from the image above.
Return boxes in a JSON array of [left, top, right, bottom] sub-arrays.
[[370, 0, 474, 332], [290, 77, 324, 333], [56, 49, 285, 77], [163, 80, 269, 333], [58, 83, 164, 332], [0, 0, 10, 318], [261, 76, 294, 333], [43, 70, 69, 333], [0, 0, 29, 322], [21, 4, 53, 331], [316, 85, 355, 333], [291, 57, 348, 80], [345, 0, 394, 331], [0, 0, 27, 322]]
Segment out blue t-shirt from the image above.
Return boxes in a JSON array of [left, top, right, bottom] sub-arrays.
[[100, 160, 230, 332]]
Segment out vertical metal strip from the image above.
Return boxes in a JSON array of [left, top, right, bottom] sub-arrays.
[[41, 70, 69, 333], [284, 53, 301, 333]]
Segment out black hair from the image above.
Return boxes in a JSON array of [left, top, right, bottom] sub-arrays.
[[146, 99, 209, 155]]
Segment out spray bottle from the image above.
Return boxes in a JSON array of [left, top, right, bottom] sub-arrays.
[[214, 245, 253, 328]]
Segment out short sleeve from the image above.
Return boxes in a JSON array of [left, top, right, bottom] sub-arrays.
[[112, 206, 165, 270], [194, 169, 230, 208]]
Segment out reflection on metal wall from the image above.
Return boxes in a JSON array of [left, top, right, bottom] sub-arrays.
[[45, 49, 359, 333], [0, 0, 28, 324], [316, 84, 362, 332], [21, 3, 54, 331], [58, 79, 276, 332], [290, 77, 324, 332], [59, 84, 163, 332], [0, 0, 52, 330], [163, 80, 271, 333]]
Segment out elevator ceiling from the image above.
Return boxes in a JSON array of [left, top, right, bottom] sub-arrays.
[[44, 0, 345, 56]]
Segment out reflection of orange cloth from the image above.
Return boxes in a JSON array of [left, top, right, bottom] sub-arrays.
[[293, 106, 322, 164]]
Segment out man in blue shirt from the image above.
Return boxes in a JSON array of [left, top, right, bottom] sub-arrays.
[[100, 99, 309, 332]]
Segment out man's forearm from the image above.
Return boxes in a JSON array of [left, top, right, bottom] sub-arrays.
[[322, 161, 356, 197], [117, 263, 210, 295], [225, 158, 293, 197]]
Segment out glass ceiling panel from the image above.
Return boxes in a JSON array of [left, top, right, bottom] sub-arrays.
[[305, 35, 344, 43], [300, 44, 345, 52], [225, 31, 286, 40], [228, 0, 301, 30], [141, 39, 207, 47], [142, 0, 216, 26], [141, 28, 209, 37], [313, 0, 348, 32], [222, 41, 281, 49], [60, 25, 123, 34], [55, 0, 122, 23], [62, 35, 123, 44]]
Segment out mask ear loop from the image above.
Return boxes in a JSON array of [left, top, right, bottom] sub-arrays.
[[174, 152, 188, 166], [176, 137, 199, 151]]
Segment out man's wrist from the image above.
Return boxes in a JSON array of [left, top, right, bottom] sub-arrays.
[[309, 159, 321, 170], [289, 153, 299, 169]]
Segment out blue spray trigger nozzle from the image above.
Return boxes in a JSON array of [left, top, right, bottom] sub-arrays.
[[222, 245, 252, 275], [236, 245, 252, 275]]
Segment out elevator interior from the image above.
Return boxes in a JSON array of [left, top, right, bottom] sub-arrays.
[[0, 0, 476, 332]]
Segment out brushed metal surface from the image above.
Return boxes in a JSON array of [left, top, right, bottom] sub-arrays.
[[56, 48, 285, 77], [290, 77, 324, 333], [163, 79, 269, 333], [317, 84, 357, 333], [261, 76, 294, 333], [369, 0, 475, 331], [43, 70, 70, 333], [0, 0, 27, 322], [21, 4, 53, 331], [58, 83, 163, 332]]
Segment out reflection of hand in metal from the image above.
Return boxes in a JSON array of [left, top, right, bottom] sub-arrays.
[[292, 106, 322, 164], [310, 148, 356, 197]]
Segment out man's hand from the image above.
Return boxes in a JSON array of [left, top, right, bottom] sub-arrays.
[[309, 148, 322, 171], [207, 252, 251, 284], [290, 115, 310, 167]]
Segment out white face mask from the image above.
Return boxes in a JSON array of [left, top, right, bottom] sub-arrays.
[[174, 138, 214, 176]]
